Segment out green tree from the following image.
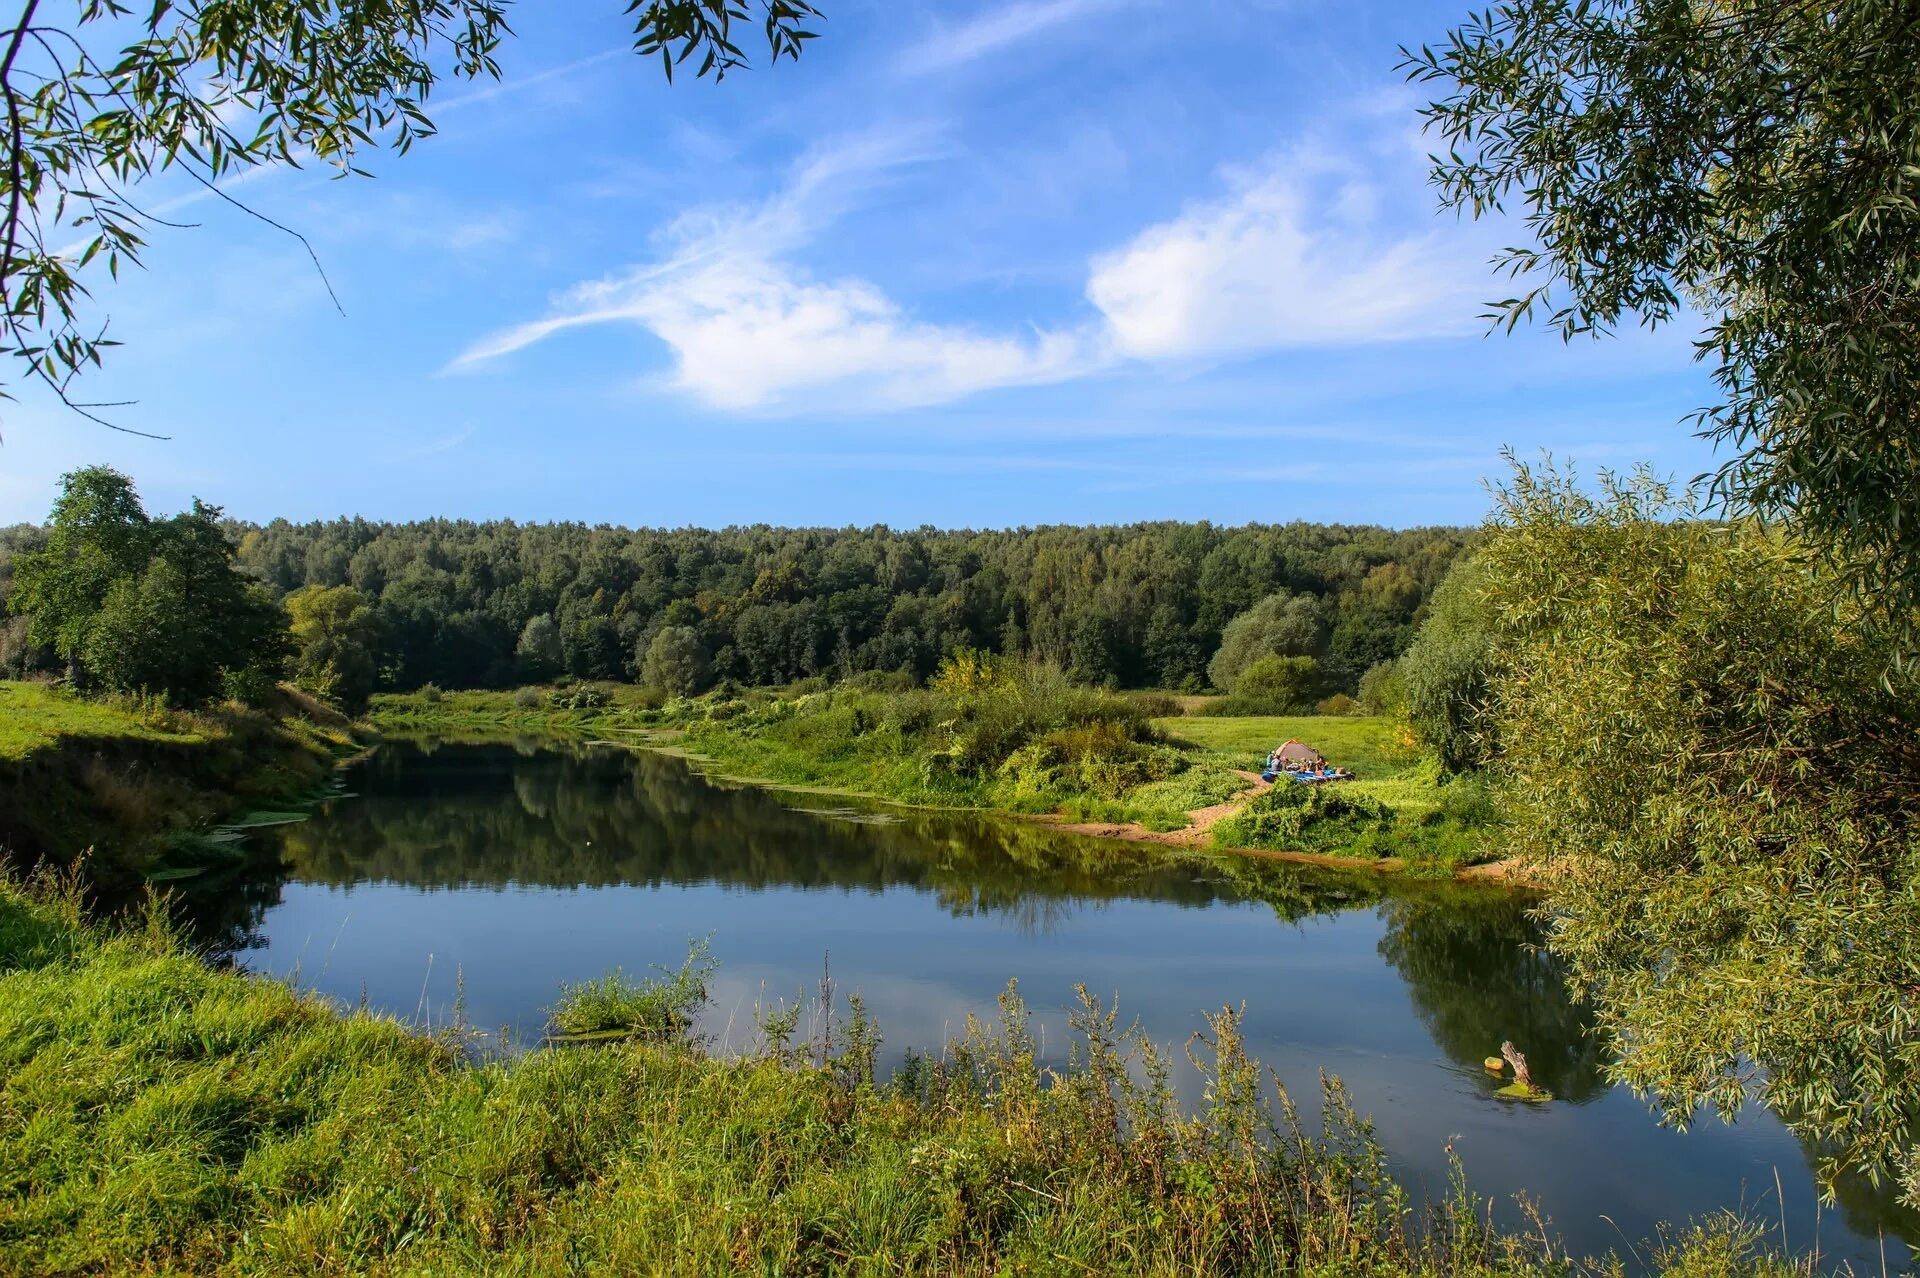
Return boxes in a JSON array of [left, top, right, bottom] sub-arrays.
[[8, 467, 151, 675], [1405, 0, 1920, 654], [9, 468, 285, 702], [1232, 654, 1322, 714], [1356, 659, 1405, 716], [1398, 557, 1495, 773], [1142, 604, 1202, 690], [287, 584, 380, 711], [641, 625, 707, 697], [1, 1, 821, 424], [1476, 459, 1920, 1203], [514, 614, 563, 683], [1206, 591, 1327, 692]]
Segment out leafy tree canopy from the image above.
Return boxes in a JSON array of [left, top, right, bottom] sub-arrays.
[[0, 0, 821, 426], [1206, 590, 1328, 693], [1232, 654, 1323, 715], [1475, 458, 1920, 1203], [9, 465, 286, 701], [1406, 0, 1920, 654], [1398, 555, 1496, 774], [286, 583, 379, 710]]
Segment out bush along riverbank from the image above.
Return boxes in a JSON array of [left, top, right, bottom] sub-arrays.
[[0, 874, 1803, 1276], [370, 660, 1505, 876], [0, 680, 361, 893]]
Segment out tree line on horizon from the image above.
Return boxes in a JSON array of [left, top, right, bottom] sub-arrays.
[[0, 487, 1472, 707]]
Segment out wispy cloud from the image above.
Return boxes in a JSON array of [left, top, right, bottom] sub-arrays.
[[894, 0, 1117, 76], [448, 129, 1100, 408], [451, 117, 1496, 412]]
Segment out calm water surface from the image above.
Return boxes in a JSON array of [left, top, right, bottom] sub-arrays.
[[187, 738, 1914, 1270]]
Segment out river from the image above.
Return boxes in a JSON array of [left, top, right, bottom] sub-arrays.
[[176, 737, 1914, 1271]]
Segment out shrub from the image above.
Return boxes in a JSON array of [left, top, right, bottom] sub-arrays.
[[1212, 783, 1395, 855], [511, 686, 543, 710], [842, 668, 917, 693], [548, 941, 715, 1043], [1123, 691, 1180, 717], [549, 684, 610, 711], [1316, 693, 1359, 716], [220, 666, 278, 709], [1230, 655, 1323, 714], [418, 682, 443, 704]]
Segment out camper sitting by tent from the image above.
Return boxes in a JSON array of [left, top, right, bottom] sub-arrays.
[[1261, 739, 1353, 784]]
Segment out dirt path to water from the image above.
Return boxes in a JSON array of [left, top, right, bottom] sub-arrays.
[[1037, 769, 1537, 885], [1039, 770, 1272, 848]]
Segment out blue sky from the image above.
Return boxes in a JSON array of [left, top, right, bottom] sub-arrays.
[[1, 0, 1720, 529]]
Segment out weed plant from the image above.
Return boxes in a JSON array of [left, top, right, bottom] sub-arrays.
[[548, 941, 716, 1042]]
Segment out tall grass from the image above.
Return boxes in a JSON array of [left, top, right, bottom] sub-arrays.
[[0, 875, 1806, 1276]]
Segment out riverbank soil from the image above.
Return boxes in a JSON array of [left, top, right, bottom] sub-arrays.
[[0, 680, 356, 889]]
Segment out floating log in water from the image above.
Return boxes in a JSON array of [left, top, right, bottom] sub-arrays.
[[1495, 1040, 1552, 1102]]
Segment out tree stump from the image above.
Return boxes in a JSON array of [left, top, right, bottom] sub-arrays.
[[1500, 1041, 1533, 1091]]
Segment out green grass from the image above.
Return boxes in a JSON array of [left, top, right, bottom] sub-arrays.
[[1153, 713, 1420, 780], [0, 876, 1806, 1276], [548, 942, 716, 1043], [0, 681, 206, 762], [1152, 715, 1502, 870], [0, 680, 358, 888], [368, 683, 669, 734]]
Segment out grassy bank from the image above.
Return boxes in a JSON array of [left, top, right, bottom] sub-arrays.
[[367, 681, 666, 735], [0, 680, 358, 890], [1157, 716, 1499, 869], [369, 674, 1501, 873], [0, 875, 1796, 1276]]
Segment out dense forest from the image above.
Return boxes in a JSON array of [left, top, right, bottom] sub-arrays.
[[2, 512, 1472, 698]]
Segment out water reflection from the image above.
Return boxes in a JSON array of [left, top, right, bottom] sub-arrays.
[[171, 738, 1913, 1270], [264, 741, 1381, 922], [1377, 890, 1610, 1103]]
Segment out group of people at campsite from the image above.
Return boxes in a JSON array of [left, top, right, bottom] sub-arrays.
[[1261, 739, 1354, 784]]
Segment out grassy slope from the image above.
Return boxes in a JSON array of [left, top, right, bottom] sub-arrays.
[[0, 880, 1791, 1277], [0, 681, 357, 885], [368, 684, 664, 735], [0, 682, 207, 762]]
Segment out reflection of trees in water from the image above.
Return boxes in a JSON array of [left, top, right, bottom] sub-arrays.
[[1375, 887, 1610, 1103], [1803, 1139, 1920, 1250], [160, 853, 293, 962], [187, 741, 1394, 955], [269, 743, 1259, 907]]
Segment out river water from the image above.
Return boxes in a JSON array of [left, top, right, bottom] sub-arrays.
[[183, 737, 1913, 1270]]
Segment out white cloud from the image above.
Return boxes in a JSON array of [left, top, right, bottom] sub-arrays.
[[451, 126, 1496, 413], [449, 131, 1098, 408], [517, 255, 1091, 410], [894, 0, 1116, 77], [1085, 147, 1482, 359]]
